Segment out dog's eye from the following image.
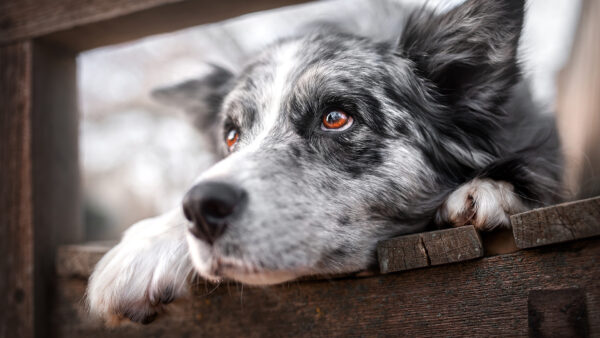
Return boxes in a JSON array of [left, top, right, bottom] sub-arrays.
[[321, 110, 353, 131], [226, 128, 239, 150]]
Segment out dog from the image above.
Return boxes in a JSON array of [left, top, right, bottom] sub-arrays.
[[87, 0, 563, 324]]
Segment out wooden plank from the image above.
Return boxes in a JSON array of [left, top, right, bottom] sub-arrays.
[[528, 288, 589, 338], [1, 0, 311, 50], [0, 41, 35, 338], [511, 196, 600, 249], [51, 238, 600, 337], [56, 244, 113, 279], [377, 225, 483, 273]]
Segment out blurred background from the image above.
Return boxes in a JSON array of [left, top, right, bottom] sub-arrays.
[[79, 0, 597, 240]]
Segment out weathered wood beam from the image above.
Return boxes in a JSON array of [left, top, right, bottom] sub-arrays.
[[377, 225, 483, 274], [52, 238, 600, 337], [0, 0, 311, 51], [511, 196, 600, 249]]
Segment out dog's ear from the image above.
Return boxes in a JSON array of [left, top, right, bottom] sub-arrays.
[[151, 64, 234, 133], [400, 0, 524, 113]]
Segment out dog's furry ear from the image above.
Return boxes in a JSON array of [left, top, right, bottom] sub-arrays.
[[400, 0, 524, 114], [151, 64, 234, 133]]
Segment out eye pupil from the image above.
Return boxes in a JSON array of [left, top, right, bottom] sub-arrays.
[[322, 110, 352, 130], [327, 111, 342, 124], [226, 128, 239, 149]]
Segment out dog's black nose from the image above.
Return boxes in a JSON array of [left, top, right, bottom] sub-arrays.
[[182, 181, 246, 244]]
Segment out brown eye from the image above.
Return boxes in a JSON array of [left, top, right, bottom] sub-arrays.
[[226, 128, 239, 149], [321, 110, 353, 131]]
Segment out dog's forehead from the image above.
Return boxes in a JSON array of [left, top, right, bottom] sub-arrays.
[[221, 39, 302, 135], [222, 35, 395, 131]]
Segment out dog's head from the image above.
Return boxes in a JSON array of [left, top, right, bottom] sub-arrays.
[[153, 0, 524, 284]]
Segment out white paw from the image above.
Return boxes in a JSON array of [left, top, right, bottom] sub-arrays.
[[435, 178, 527, 231], [87, 209, 192, 324]]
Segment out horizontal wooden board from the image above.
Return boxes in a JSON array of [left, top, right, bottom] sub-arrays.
[[56, 243, 114, 278], [511, 196, 600, 249], [1, 0, 310, 51], [377, 225, 483, 273], [51, 238, 600, 337]]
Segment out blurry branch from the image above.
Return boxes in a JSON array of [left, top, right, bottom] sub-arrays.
[[557, 0, 600, 198]]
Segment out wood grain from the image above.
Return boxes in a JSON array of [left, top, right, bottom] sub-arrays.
[[1, 0, 310, 50], [51, 238, 600, 337], [528, 288, 589, 338], [0, 40, 81, 338], [0, 41, 35, 338], [377, 225, 483, 273], [511, 196, 600, 249], [56, 244, 112, 279]]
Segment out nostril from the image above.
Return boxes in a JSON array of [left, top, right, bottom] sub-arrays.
[[203, 199, 235, 219], [182, 181, 246, 243]]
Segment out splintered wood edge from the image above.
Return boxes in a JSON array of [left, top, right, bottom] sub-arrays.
[[511, 196, 600, 249], [377, 225, 483, 274]]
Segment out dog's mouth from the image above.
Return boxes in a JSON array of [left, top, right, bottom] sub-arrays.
[[187, 236, 302, 285], [203, 256, 300, 285]]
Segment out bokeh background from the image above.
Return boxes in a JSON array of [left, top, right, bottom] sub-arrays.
[[78, 0, 594, 240]]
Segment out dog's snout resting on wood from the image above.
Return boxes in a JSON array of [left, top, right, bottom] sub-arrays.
[[88, 0, 563, 324]]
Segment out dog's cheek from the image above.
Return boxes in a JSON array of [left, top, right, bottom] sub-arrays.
[[311, 130, 386, 179]]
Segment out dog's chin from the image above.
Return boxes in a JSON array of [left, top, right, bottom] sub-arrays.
[[215, 269, 298, 286], [186, 234, 299, 286]]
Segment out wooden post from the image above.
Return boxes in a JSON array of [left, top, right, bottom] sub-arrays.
[[0, 41, 35, 338], [557, 0, 600, 198], [0, 39, 81, 338]]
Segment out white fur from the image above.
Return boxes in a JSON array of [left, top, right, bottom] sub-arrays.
[[249, 41, 301, 150], [436, 178, 527, 231], [87, 209, 191, 322]]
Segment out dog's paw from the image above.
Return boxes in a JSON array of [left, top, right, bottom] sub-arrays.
[[435, 178, 527, 231], [87, 211, 192, 324]]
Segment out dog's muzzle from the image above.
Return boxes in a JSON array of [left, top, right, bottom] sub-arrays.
[[182, 181, 247, 244]]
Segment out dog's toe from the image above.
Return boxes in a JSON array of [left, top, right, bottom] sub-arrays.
[[436, 178, 526, 231]]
